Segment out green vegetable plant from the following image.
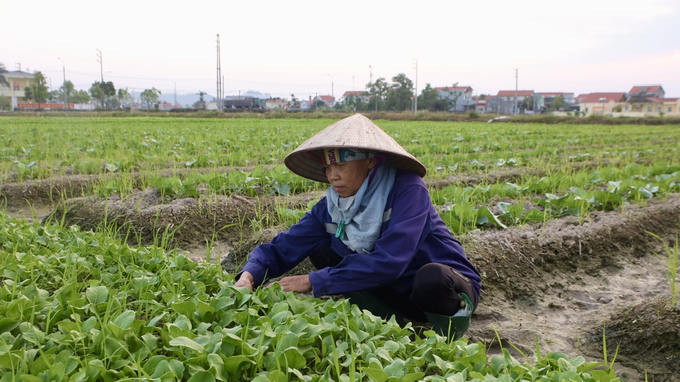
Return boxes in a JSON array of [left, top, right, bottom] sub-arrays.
[[0, 211, 625, 381]]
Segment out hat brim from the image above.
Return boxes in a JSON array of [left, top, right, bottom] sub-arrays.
[[284, 114, 427, 183]]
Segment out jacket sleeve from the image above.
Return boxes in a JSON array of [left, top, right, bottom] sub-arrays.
[[309, 181, 431, 297], [240, 200, 330, 287]]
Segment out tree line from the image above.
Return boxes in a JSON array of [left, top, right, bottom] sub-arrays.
[[337, 73, 463, 112], [0, 63, 162, 111]]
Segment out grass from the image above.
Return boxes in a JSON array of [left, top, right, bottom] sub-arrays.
[[648, 232, 679, 309]]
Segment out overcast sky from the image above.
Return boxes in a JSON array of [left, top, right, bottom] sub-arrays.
[[2, 0, 679, 100]]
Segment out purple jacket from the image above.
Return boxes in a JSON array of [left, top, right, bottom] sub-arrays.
[[240, 171, 482, 298]]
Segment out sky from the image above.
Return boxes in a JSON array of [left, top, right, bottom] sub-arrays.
[[2, 0, 679, 101]]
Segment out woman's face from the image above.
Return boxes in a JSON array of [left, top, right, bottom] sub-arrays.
[[325, 158, 377, 197]]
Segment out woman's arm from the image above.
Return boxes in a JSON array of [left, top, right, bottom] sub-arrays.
[[238, 199, 330, 287], [309, 181, 432, 296]]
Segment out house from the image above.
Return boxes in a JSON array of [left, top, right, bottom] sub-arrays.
[[298, 95, 335, 110], [616, 96, 680, 117], [487, 90, 536, 114], [627, 85, 664, 99], [611, 84, 678, 117], [265, 98, 288, 110], [158, 102, 174, 111], [577, 92, 627, 116], [0, 71, 36, 109], [312, 95, 335, 107], [434, 86, 473, 112], [538, 92, 575, 109], [472, 97, 487, 114], [340, 90, 369, 105], [299, 98, 314, 111]]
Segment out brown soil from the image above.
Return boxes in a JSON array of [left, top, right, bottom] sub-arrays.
[[464, 195, 680, 381], [1, 157, 636, 217], [2, 173, 679, 381]]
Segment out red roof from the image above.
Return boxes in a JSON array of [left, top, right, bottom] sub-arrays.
[[629, 85, 663, 94], [579, 92, 626, 103], [435, 86, 472, 92], [342, 91, 367, 96], [316, 95, 335, 101], [497, 90, 534, 97]]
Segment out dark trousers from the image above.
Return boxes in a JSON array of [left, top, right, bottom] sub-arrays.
[[309, 244, 478, 323]]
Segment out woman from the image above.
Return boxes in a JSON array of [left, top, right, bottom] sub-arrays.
[[235, 114, 481, 337]]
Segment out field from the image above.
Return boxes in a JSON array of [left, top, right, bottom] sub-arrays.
[[1, 115, 679, 381]]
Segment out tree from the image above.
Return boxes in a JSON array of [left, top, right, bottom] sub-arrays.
[[366, 77, 390, 111], [0, 95, 10, 111], [140, 87, 161, 110], [434, 83, 461, 111], [310, 99, 326, 110], [89, 81, 116, 109], [194, 91, 207, 110], [0, 63, 8, 88], [547, 94, 568, 111], [58, 80, 75, 105], [89, 84, 104, 108], [385, 73, 414, 111], [519, 96, 533, 111], [48, 89, 60, 103], [70, 90, 91, 105], [117, 88, 134, 109], [417, 84, 439, 111], [25, 71, 50, 107], [340, 92, 368, 111]]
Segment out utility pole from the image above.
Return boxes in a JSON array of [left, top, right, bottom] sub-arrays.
[[413, 59, 418, 114], [216, 34, 222, 112], [96, 49, 103, 83], [57, 57, 66, 108], [514, 68, 518, 115], [95, 49, 104, 109], [369, 65, 377, 111], [327, 74, 334, 99]]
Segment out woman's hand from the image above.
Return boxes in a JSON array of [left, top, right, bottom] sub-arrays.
[[234, 271, 254, 291], [271, 275, 312, 293]]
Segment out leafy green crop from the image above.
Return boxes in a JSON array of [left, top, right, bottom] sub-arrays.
[[0, 212, 623, 381], [1, 117, 679, 183], [431, 163, 680, 233]]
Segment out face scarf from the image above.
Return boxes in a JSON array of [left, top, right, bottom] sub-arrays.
[[326, 158, 396, 254]]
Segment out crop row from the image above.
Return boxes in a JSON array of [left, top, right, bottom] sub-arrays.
[[85, 161, 678, 235], [432, 162, 680, 232], [1, 117, 678, 182], [0, 212, 622, 381]]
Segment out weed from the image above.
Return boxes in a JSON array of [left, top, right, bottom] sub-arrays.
[[648, 232, 679, 309]]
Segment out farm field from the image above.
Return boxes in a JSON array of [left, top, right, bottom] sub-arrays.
[[1, 115, 679, 381]]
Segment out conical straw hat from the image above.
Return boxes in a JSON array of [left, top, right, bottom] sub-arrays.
[[284, 114, 427, 183]]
